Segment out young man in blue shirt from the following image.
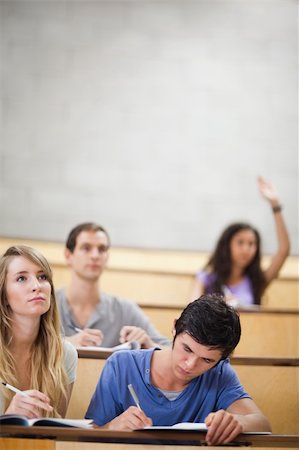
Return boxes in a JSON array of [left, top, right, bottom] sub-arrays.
[[86, 294, 271, 445]]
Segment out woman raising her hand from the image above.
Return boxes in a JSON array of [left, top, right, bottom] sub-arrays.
[[0, 245, 77, 418], [191, 177, 290, 307]]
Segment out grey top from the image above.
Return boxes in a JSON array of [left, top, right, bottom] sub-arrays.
[[56, 288, 171, 348]]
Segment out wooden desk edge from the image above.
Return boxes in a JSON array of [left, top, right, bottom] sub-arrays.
[[1, 426, 299, 447]]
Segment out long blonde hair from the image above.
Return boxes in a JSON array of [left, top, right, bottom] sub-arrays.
[[0, 245, 68, 417]]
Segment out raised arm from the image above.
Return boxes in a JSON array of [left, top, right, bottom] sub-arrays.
[[257, 176, 290, 285]]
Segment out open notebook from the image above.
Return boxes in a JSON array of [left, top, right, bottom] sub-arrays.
[[0, 415, 93, 428], [77, 340, 141, 352], [141, 422, 207, 431], [140, 422, 271, 434]]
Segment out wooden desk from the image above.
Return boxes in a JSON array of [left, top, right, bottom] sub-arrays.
[[1, 425, 298, 449]]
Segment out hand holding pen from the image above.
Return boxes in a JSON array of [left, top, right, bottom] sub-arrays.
[[68, 325, 103, 347], [1, 382, 53, 418], [106, 384, 152, 431]]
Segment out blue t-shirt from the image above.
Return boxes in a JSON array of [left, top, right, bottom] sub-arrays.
[[85, 348, 250, 426]]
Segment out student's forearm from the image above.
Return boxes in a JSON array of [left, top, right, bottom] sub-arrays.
[[264, 210, 290, 284], [234, 413, 272, 432], [273, 210, 290, 256]]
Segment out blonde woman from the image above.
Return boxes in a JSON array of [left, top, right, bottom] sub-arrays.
[[0, 245, 77, 418]]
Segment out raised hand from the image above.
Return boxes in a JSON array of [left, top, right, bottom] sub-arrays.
[[257, 176, 279, 205]]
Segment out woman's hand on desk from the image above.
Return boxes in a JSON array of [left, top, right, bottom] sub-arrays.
[[107, 406, 152, 431], [5, 389, 53, 419], [67, 328, 103, 347]]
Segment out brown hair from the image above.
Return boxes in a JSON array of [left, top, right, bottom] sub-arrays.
[[65, 222, 110, 252]]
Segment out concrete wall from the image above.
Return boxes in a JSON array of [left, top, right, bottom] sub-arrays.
[[0, 0, 298, 253]]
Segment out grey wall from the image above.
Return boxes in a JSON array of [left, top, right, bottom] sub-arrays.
[[0, 0, 298, 254]]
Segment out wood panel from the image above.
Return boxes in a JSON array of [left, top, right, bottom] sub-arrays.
[[66, 358, 105, 420], [3, 441, 290, 450], [234, 312, 299, 358], [234, 366, 299, 434], [1, 237, 298, 309], [263, 279, 299, 309], [0, 438, 54, 450]]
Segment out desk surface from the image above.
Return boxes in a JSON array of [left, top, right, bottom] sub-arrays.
[[1, 426, 299, 448]]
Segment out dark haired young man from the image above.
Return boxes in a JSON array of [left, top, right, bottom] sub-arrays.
[[85, 295, 271, 446], [56, 222, 170, 348]]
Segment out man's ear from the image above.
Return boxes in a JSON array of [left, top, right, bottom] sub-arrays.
[[64, 248, 72, 265], [172, 318, 177, 337]]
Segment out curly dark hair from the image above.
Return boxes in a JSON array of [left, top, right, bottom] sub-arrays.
[[203, 223, 266, 305]]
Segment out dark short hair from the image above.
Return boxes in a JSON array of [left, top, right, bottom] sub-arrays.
[[65, 222, 110, 252], [174, 294, 241, 359]]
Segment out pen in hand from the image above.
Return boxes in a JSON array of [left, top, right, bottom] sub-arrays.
[[70, 325, 82, 333], [128, 384, 142, 411], [1, 381, 29, 397]]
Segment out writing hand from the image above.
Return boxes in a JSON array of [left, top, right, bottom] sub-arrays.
[[5, 389, 53, 419], [68, 328, 103, 347], [108, 406, 152, 431]]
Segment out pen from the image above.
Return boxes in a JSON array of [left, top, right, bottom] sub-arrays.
[[70, 325, 82, 333], [1, 382, 29, 397], [128, 384, 141, 411]]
